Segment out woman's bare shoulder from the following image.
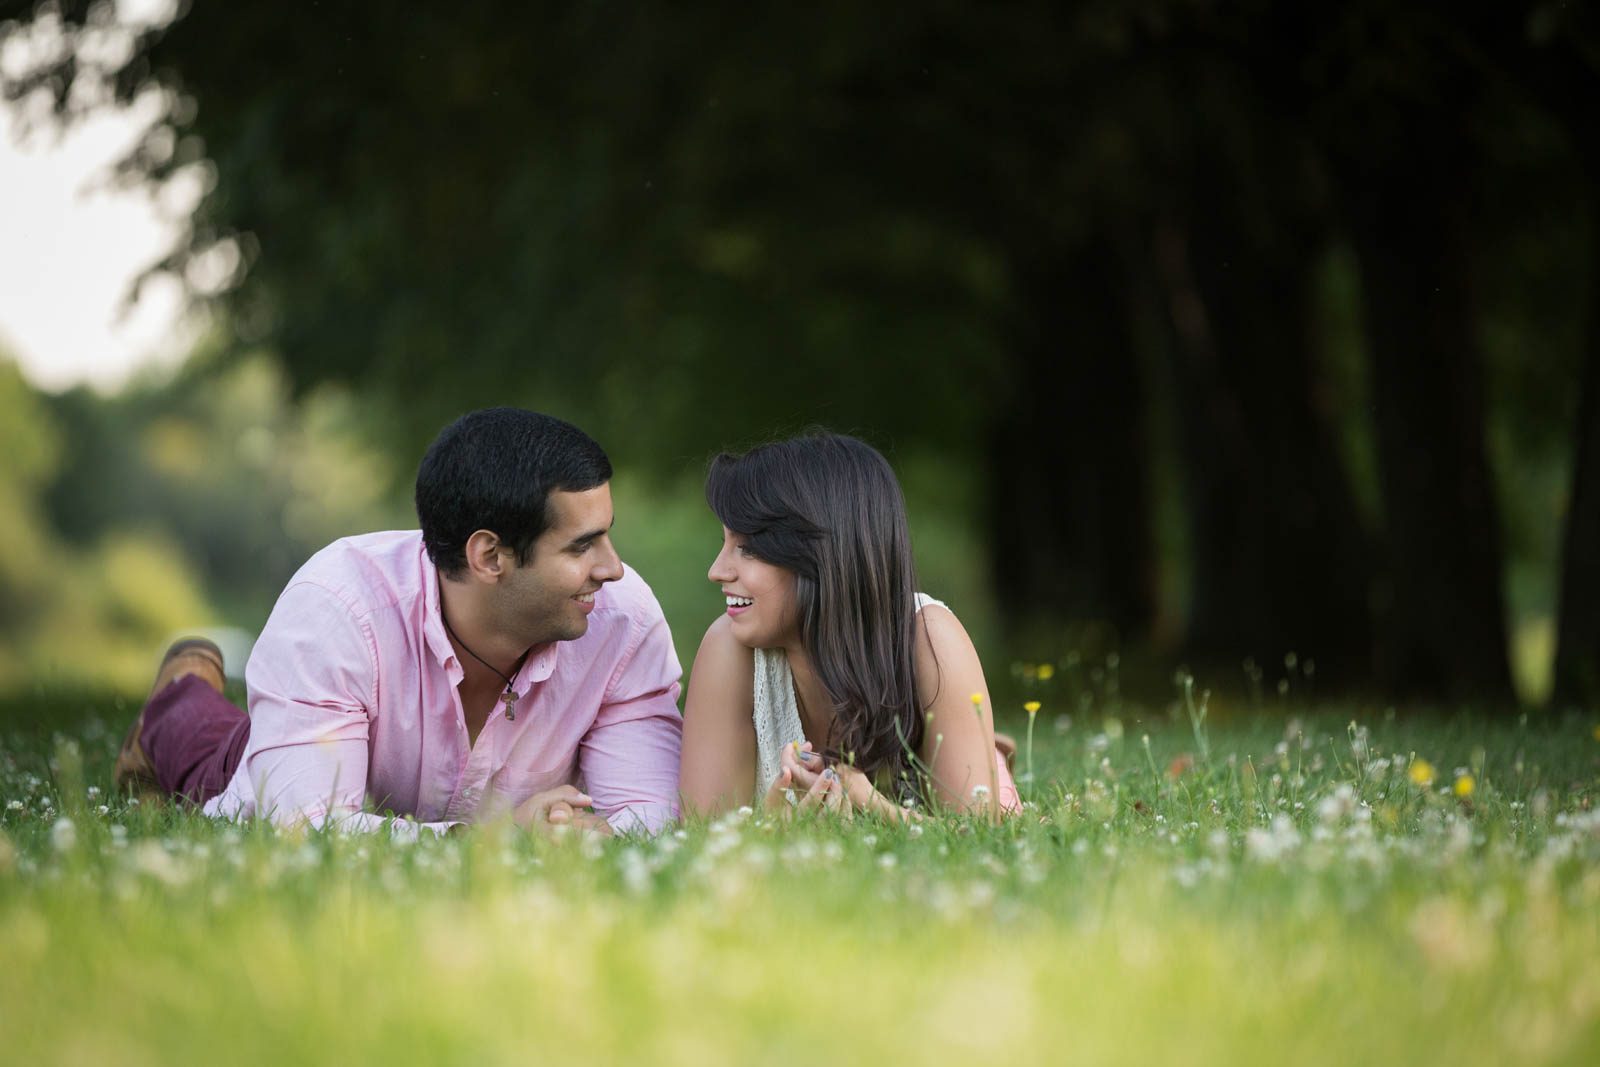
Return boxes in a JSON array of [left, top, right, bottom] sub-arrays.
[[913, 601, 983, 705], [686, 614, 756, 708]]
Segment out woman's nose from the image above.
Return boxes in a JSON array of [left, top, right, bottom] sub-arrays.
[[707, 548, 733, 583]]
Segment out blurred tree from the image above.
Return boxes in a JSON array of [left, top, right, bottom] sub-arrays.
[[4, 0, 1596, 704], [0, 354, 220, 691], [42, 346, 407, 621], [1528, 6, 1600, 709], [0, 0, 1162, 643], [0, 354, 62, 658]]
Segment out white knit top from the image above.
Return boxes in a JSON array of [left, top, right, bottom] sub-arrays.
[[752, 593, 946, 796]]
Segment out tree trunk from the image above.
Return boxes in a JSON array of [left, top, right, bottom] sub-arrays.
[[1153, 211, 1376, 687], [1342, 162, 1515, 705], [1552, 206, 1600, 708], [987, 244, 1155, 643]]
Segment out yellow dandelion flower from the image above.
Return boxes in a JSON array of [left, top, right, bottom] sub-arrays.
[[1453, 774, 1475, 798], [970, 692, 984, 707], [1037, 663, 1056, 681], [1409, 758, 1436, 787], [1592, 724, 1600, 742], [1024, 700, 1041, 716]]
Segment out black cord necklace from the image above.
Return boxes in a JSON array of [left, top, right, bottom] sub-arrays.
[[441, 611, 530, 721]]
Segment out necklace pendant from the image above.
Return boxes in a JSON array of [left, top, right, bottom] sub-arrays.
[[502, 690, 519, 721]]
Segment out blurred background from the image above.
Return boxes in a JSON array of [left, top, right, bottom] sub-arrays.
[[0, 0, 1595, 711]]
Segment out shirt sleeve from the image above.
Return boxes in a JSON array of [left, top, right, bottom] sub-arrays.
[[238, 581, 457, 836], [579, 599, 684, 835]]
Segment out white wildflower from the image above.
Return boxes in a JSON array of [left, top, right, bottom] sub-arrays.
[[1245, 814, 1301, 862], [1316, 783, 1357, 825]]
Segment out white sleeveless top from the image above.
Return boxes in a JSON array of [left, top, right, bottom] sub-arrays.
[[753, 593, 946, 796]]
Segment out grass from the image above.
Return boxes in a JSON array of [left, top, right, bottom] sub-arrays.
[[2, 685, 1599, 1066]]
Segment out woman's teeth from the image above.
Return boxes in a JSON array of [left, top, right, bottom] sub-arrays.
[[726, 595, 753, 608], [574, 592, 595, 603]]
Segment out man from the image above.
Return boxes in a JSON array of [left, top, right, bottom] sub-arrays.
[[114, 408, 683, 836]]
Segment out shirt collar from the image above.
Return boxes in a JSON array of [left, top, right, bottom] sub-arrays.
[[419, 545, 459, 678]]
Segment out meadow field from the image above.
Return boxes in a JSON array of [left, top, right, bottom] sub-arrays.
[[2, 681, 1598, 1066]]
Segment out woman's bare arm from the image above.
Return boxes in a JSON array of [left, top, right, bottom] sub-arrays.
[[678, 614, 759, 818], [915, 605, 1003, 818]]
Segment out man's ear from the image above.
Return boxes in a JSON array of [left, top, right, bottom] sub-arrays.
[[463, 530, 508, 582]]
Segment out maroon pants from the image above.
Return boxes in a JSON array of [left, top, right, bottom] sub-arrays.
[[141, 673, 252, 806]]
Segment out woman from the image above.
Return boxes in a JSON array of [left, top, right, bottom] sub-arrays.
[[679, 431, 1020, 820]]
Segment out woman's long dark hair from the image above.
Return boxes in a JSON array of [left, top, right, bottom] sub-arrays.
[[706, 431, 929, 787]]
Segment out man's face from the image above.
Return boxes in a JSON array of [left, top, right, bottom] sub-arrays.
[[498, 483, 624, 645]]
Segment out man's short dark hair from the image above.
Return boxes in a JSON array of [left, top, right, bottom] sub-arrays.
[[415, 408, 612, 578]]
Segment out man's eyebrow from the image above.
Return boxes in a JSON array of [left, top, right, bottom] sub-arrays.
[[564, 518, 615, 549]]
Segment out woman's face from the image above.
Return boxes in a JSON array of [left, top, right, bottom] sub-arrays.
[[707, 526, 799, 648]]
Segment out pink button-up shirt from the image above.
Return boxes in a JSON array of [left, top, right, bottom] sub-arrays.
[[203, 530, 683, 835]]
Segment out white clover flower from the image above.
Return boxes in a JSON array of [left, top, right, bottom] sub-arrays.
[[970, 784, 991, 801], [131, 841, 191, 888], [1316, 783, 1356, 825], [50, 817, 77, 852], [877, 853, 898, 870], [617, 848, 652, 895], [1245, 814, 1302, 863]]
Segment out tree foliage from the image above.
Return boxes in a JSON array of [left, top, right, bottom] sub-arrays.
[[4, 0, 1598, 704]]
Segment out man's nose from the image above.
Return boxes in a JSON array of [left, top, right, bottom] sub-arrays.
[[596, 540, 624, 582]]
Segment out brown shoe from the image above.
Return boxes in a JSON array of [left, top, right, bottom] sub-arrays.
[[114, 638, 227, 797]]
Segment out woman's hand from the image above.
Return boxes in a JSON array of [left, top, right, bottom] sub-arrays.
[[781, 741, 913, 822], [829, 761, 917, 822], [763, 743, 851, 817]]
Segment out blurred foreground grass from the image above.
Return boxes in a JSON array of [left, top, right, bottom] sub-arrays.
[[2, 695, 1598, 1066]]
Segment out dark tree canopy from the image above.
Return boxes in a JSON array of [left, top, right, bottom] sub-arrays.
[[4, 0, 1598, 706]]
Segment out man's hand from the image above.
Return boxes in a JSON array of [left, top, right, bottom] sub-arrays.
[[514, 785, 614, 837]]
